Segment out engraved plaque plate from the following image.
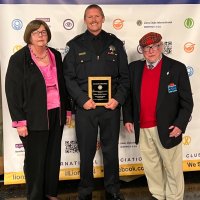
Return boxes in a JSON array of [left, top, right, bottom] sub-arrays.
[[88, 76, 111, 106]]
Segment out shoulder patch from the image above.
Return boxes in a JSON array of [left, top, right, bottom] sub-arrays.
[[67, 33, 84, 46], [65, 45, 70, 55], [71, 33, 84, 41], [108, 32, 123, 45]]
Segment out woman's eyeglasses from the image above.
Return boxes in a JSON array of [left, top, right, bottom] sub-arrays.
[[32, 30, 47, 37]]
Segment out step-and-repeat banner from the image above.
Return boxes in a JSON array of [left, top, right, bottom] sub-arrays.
[[0, 0, 199, 184]]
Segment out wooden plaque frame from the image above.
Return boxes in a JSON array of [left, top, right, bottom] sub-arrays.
[[88, 76, 111, 106]]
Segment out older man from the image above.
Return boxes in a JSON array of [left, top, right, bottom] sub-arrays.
[[123, 32, 193, 200]]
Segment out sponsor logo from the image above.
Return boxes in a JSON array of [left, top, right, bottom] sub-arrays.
[[143, 20, 172, 29], [35, 18, 51, 28], [35, 18, 50, 22], [136, 20, 143, 26], [12, 19, 23, 30], [15, 144, 24, 149], [187, 66, 194, 77], [13, 45, 23, 53], [185, 152, 200, 158], [65, 140, 78, 153], [63, 19, 74, 30], [184, 42, 195, 53], [137, 45, 143, 54], [113, 19, 124, 30], [183, 135, 191, 145], [163, 41, 172, 55], [184, 18, 194, 29], [120, 157, 142, 162], [56, 47, 71, 59], [65, 45, 70, 54], [15, 143, 25, 154]]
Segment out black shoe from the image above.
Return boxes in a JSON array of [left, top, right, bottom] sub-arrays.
[[77, 193, 92, 200], [105, 192, 125, 200]]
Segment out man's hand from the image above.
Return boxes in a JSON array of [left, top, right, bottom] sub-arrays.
[[83, 99, 96, 110], [105, 98, 119, 110], [124, 122, 134, 134], [169, 125, 182, 138]]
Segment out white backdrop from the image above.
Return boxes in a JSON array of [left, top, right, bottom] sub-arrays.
[[0, 4, 199, 185]]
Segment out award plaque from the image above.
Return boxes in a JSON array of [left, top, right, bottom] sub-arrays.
[[88, 76, 111, 106]]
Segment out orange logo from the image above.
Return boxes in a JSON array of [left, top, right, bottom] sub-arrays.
[[184, 42, 195, 53], [67, 119, 75, 128], [113, 19, 124, 30], [13, 45, 22, 53]]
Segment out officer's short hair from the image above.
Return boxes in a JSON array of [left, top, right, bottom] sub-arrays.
[[84, 4, 105, 19]]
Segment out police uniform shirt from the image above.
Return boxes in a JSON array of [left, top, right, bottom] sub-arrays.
[[85, 30, 104, 55]]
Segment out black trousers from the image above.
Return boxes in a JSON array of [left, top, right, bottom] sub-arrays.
[[20, 108, 63, 200], [75, 106, 121, 197]]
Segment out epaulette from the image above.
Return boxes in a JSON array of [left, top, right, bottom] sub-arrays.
[[67, 33, 84, 46], [107, 32, 123, 43], [108, 32, 117, 38], [70, 33, 84, 41]]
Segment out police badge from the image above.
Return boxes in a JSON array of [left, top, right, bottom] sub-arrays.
[[108, 45, 116, 55]]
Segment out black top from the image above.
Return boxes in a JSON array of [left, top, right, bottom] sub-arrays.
[[63, 30, 130, 108], [123, 54, 193, 148], [5, 45, 71, 130], [85, 30, 104, 55]]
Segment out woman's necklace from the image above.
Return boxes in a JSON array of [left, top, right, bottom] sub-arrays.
[[30, 46, 48, 60], [33, 52, 47, 60]]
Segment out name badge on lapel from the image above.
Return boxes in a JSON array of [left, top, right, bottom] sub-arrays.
[[168, 83, 177, 93]]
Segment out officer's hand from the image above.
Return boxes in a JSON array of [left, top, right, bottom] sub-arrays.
[[83, 99, 96, 110], [105, 98, 119, 110], [124, 123, 134, 134]]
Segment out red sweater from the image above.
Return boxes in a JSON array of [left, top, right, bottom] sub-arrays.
[[140, 60, 162, 128]]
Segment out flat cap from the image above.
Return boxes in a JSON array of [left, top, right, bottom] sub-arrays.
[[139, 32, 162, 47]]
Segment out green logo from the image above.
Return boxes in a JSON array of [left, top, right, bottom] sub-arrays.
[[184, 18, 194, 29]]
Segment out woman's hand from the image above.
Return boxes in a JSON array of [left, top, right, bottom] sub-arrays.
[[17, 126, 28, 137]]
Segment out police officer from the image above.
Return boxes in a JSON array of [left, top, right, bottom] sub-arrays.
[[63, 4, 129, 200]]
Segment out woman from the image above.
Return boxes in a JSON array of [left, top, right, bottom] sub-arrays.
[[5, 20, 71, 200]]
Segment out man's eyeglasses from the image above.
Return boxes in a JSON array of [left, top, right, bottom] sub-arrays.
[[32, 30, 47, 37], [142, 43, 162, 52]]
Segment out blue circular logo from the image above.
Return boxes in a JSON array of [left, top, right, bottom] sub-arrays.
[[187, 66, 194, 77], [12, 19, 23, 30]]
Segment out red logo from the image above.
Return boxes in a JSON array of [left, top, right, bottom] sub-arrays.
[[184, 42, 195, 53], [113, 19, 124, 30]]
